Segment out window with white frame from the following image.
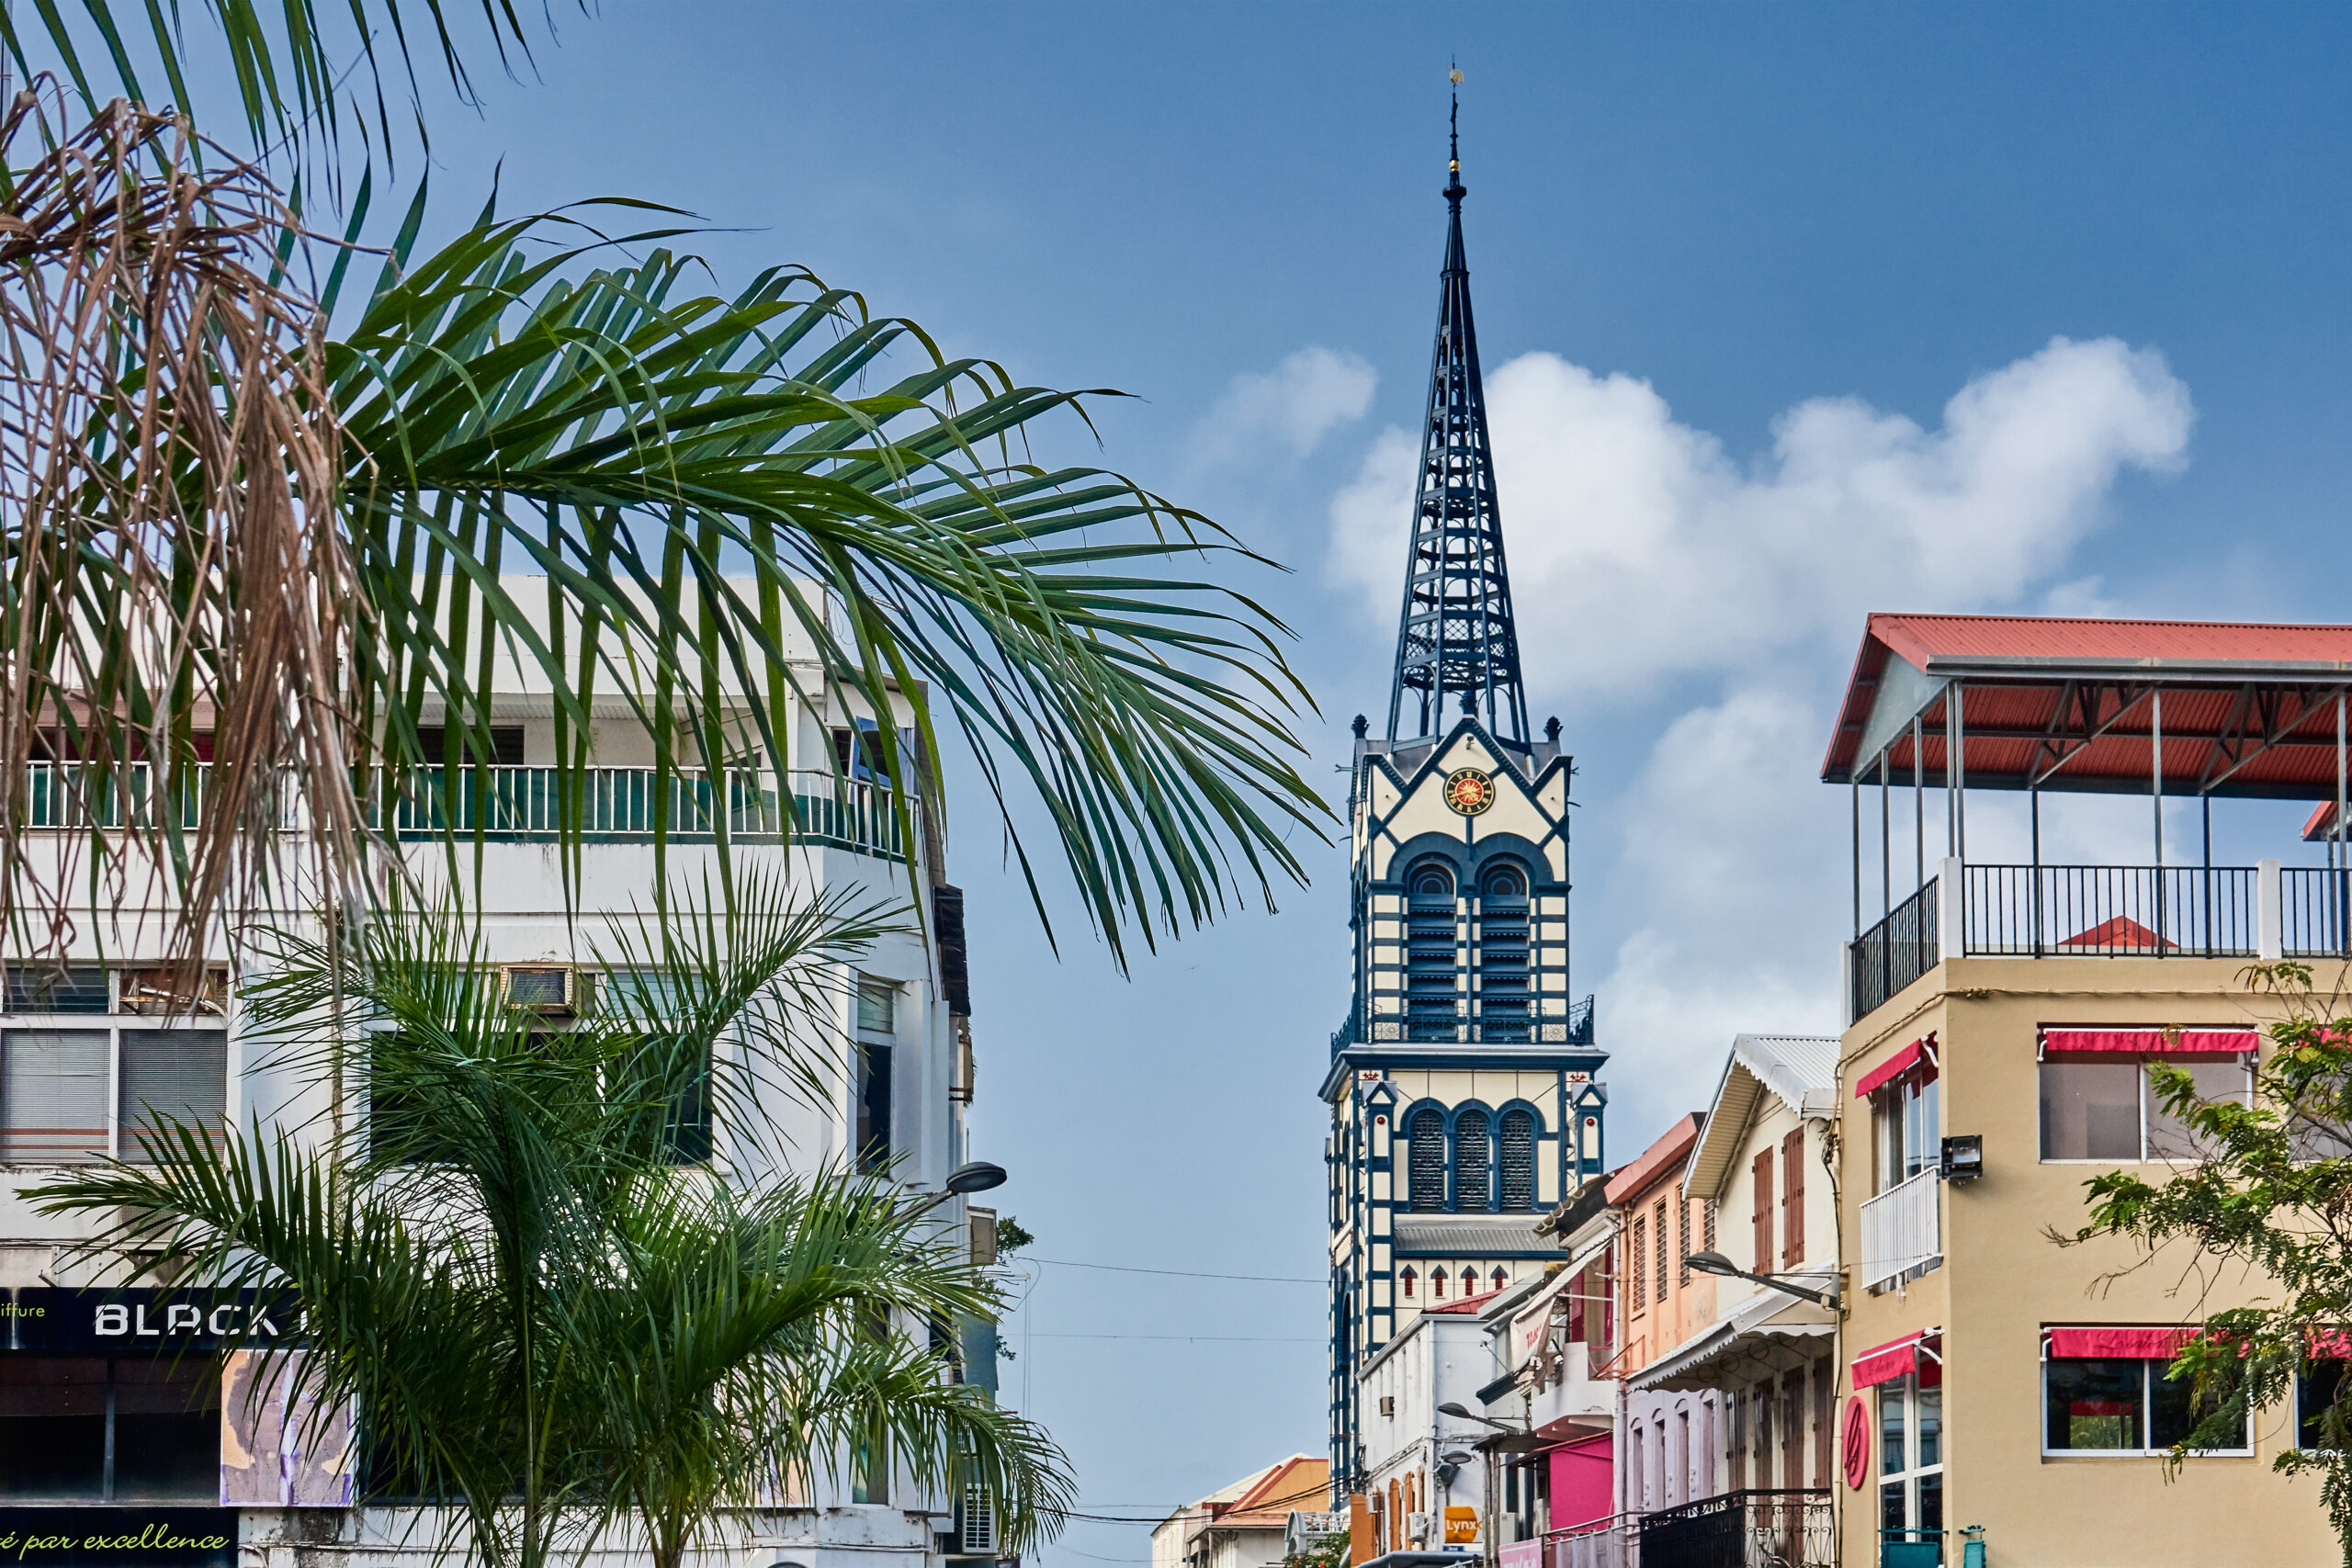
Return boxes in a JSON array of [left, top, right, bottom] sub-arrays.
[[0, 967, 228, 1165], [1878, 1368, 1942, 1544], [1873, 1061, 1939, 1194], [2041, 1334, 2248, 1454], [2301, 1359, 2348, 1450], [2039, 1054, 2251, 1162]]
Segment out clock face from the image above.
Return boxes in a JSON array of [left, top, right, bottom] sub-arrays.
[[1442, 767, 1496, 816]]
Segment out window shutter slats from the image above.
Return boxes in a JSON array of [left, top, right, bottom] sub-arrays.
[[1499, 1110, 1535, 1211], [1, 1029, 108, 1162], [120, 1030, 228, 1162], [1781, 1128, 1806, 1269], [1752, 1148, 1775, 1275], [1409, 1111, 1447, 1211], [1455, 1110, 1491, 1211]]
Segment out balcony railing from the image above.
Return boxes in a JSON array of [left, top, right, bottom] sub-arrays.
[[1547, 1514, 1638, 1568], [2283, 867, 2352, 957], [1635, 1490, 1831, 1568], [1330, 994, 1597, 1057], [1859, 1167, 1941, 1292], [1851, 879, 1937, 1021], [17, 763, 913, 863], [1961, 863, 2255, 957]]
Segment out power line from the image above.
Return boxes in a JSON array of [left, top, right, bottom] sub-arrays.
[[1024, 1255, 1323, 1284], [1030, 1332, 1320, 1343]]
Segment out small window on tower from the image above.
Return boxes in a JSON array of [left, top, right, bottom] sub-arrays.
[[1491, 1267, 1508, 1293], [1431, 1269, 1448, 1299], [1401, 1268, 1417, 1299]]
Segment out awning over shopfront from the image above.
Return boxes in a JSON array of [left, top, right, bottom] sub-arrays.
[[1853, 1329, 1942, 1390], [2045, 1325, 2196, 1359], [1631, 1289, 1836, 1393], [2039, 1027, 2259, 1056], [1855, 1035, 1936, 1099]]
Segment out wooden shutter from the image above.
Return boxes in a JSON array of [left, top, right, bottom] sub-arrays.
[[1782, 1128, 1806, 1268], [120, 1029, 227, 1162], [1751, 1147, 1775, 1274], [1, 1029, 107, 1162], [1630, 1214, 1646, 1307]]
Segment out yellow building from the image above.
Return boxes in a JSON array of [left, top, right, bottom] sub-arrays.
[[1823, 612, 2352, 1568]]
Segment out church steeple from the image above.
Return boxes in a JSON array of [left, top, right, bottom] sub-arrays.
[[1385, 79, 1530, 746]]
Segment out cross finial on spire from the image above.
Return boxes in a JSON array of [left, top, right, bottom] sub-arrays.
[[1447, 63, 1464, 206]]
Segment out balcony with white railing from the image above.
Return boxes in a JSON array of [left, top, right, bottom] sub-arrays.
[[1859, 1168, 1941, 1292], [16, 762, 916, 863]]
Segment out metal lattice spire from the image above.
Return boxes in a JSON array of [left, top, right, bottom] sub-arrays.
[[1385, 75, 1529, 746]]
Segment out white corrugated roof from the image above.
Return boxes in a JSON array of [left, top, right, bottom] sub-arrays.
[[1683, 1033, 1838, 1203]]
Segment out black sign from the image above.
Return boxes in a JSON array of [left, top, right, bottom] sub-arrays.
[[0, 1509, 234, 1566], [0, 1289, 300, 1353]]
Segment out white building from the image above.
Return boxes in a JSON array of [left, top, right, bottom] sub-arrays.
[[1151, 1457, 1329, 1568], [0, 580, 1000, 1568]]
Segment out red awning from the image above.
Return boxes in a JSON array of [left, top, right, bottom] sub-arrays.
[[2039, 1028, 2259, 1055], [1854, 1034, 1936, 1100], [1853, 1331, 1937, 1390], [2311, 1329, 2352, 1358], [2046, 1326, 2194, 1359]]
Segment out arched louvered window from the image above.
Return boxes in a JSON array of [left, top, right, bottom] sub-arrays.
[[1454, 1108, 1492, 1211], [1408, 1109, 1448, 1211], [1499, 1109, 1537, 1211], [1477, 860, 1532, 1043], [1406, 862, 1459, 1042]]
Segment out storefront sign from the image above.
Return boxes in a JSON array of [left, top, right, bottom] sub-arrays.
[[1442, 1506, 1478, 1544], [1840, 1394, 1871, 1490], [0, 1508, 234, 1566], [0, 1288, 299, 1352]]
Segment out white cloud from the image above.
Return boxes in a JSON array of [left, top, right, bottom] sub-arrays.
[[1328, 335, 2193, 705], [1195, 346, 1376, 464], [1319, 337, 2199, 1144]]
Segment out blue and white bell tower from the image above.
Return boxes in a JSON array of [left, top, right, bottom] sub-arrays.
[[1322, 96, 1609, 1500]]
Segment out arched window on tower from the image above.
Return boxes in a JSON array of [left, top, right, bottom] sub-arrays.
[[1455, 1108, 1492, 1211], [1431, 1268, 1448, 1299], [1408, 1109, 1448, 1211], [1499, 1108, 1537, 1211], [1400, 1266, 1418, 1299], [1477, 860, 1532, 1043], [1491, 1266, 1509, 1293], [1407, 862, 1460, 1042]]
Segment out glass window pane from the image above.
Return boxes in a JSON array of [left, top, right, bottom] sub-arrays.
[[0, 1031, 109, 1164], [1917, 1472, 1942, 1536], [119, 1030, 227, 1163], [113, 1357, 220, 1500], [1880, 1481, 1906, 1536], [1917, 1385, 1941, 1469], [2302, 1359, 2349, 1450], [2041, 1061, 2142, 1161], [855, 978, 895, 1036], [2047, 1358, 2143, 1450], [2150, 1355, 2245, 1450], [2145, 1060, 2253, 1162], [1880, 1384, 1907, 1475], [0, 1358, 106, 1498]]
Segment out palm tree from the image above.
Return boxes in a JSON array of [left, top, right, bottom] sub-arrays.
[[0, 15, 1328, 970], [26, 872, 1069, 1568]]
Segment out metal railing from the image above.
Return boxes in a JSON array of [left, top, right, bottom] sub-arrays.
[[1549, 1513, 1639, 1568], [1635, 1490, 1831, 1568], [17, 762, 913, 862], [1961, 864, 2254, 957], [1859, 1167, 1941, 1292], [1331, 995, 1595, 1055], [1851, 879, 1938, 1021], [2283, 867, 2352, 957]]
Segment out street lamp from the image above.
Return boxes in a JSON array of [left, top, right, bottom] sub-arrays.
[[1684, 1249, 1841, 1309], [1437, 1401, 1523, 1432], [907, 1160, 1008, 1218]]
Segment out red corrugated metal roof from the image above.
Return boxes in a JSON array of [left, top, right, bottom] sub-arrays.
[[1605, 1113, 1702, 1205], [1824, 613, 2352, 798]]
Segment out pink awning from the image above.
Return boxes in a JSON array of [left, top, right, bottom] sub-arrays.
[[2312, 1329, 2352, 1359], [1853, 1331, 1935, 1389], [1854, 1034, 1936, 1100], [2039, 1027, 2259, 1055], [2046, 1326, 2194, 1359]]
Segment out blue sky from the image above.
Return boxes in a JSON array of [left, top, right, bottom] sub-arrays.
[[61, 1, 2352, 1556]]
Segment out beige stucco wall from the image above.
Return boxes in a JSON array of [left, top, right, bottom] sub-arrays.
[[1837, 954, 2343, 1568]]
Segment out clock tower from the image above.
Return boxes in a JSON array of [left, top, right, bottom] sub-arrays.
[[1321, 97, 1608, 1500]]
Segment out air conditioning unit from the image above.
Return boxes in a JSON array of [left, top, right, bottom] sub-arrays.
[[503, 965, 577, 1016], [1379, 1395, 1395, 1416], [961, 1486, 998, 1554], [1408, 1512, 1434, 1545]]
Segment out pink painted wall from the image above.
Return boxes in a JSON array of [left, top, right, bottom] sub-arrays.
[[1549, 1434, 1613, 1529]]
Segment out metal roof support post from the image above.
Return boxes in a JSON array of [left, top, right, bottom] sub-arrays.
[[2030, 786, 2043, 958], [1881, 750, 1891, 921], [1913, 715, 1926, 896], [1852, 776, 1862, 941], [1953, 682, 1967, 864], [2153, 689, 2165, 947], [1944, 690, 1958, 860], [2337, 694, 2346, 955]]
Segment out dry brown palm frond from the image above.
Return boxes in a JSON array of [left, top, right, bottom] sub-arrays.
[[0, 85, 370, 968]]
